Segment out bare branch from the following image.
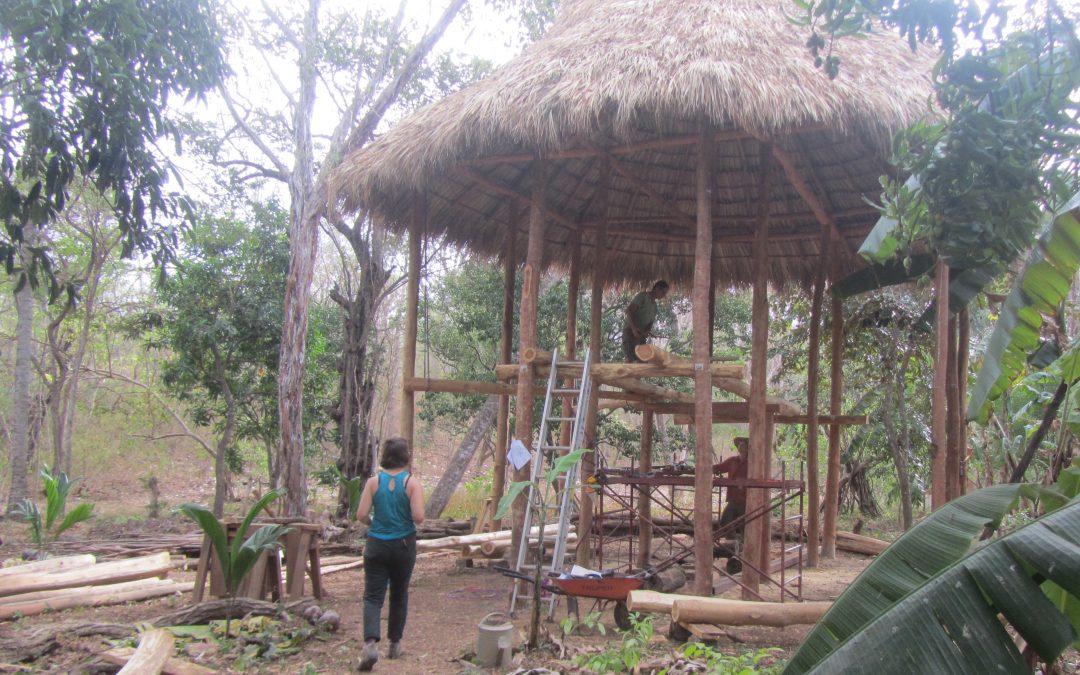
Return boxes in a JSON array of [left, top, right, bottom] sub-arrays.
[[215, 158, 289, 183], [219, 88, 292, 178]]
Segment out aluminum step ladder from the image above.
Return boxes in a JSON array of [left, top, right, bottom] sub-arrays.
[[509, 348, 593, 617]]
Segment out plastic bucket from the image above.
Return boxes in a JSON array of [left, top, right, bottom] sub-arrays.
[[476, 611, 514, 667]]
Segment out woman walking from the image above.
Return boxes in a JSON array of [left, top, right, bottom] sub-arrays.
[[356, 437, 425, 671]]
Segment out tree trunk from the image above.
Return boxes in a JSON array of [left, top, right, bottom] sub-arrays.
[[425, 395, 499, 519], [882, 352, 913, 530], [213, 365, 237, 518], [7, 277, 35, 513]]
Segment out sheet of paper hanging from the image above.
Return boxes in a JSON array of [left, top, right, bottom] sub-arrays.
[[507, 438, 533, 471]]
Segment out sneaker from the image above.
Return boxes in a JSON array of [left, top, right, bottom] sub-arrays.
[[358, 641, 379, 671], [388, 642, 403, 659]]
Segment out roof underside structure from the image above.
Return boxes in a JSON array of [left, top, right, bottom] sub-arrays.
[[332, 0, 937, 288]]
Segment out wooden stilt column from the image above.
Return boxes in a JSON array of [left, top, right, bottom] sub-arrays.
[[400, 198, 424, 447], [931, 261, 949, 510], [821, 263, 844, 559], [743, 142, 772, 596], [636, 409, 654, 570], [804, 230, 830, 569], [491, 212, 517, 528], [691, 125, 715, 596], [957, 307, 970, 495], [559, 233, 582, 454], [511, 162, 549, 554], [946, 314, 961, 500], [579, 161, 610, 568]]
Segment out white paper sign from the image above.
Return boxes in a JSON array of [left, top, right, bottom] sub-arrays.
[[507, 438, 533, 471]]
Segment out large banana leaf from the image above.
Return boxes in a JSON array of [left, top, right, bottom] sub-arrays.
[[967, 193, 1080, 423], [787, 497, 1080, 674]]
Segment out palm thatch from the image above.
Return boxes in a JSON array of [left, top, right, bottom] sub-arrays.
[[331, 0, 936, 288]]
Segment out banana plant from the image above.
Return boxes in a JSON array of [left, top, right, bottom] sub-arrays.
[[785, 459, 1080, 674], [329, 465, 363, 521], [13, 465, 94, 555], [178, 489, 291, 635]]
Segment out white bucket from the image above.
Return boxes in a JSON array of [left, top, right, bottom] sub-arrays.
[[476, 611, 514, 668]]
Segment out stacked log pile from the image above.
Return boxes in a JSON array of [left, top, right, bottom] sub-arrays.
[[0, 552, 190, 620]]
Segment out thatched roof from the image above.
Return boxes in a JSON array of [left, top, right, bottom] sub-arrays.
[[332, 0, 936, 289]]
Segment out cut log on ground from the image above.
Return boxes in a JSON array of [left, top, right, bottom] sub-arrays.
[[0, 554, 96, 578], [415, 524, 562, 552], [117, 628, 173, 675], [626, 589, 681, 614], [103, 647, 216, 675], [671, 597, 832, 626], [646, 565, 687, 593], [477, 532, 578, 557], [836, 531, 889, 555], [0, 551, 172, 598], [0, 579, 193, 620], [0, 577, 179, 606]]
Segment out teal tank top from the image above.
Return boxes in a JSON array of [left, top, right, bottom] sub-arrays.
[[368, 471, 416, 540]]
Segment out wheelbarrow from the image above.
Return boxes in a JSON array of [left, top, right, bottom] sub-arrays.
[[494, 566, 648, 630]]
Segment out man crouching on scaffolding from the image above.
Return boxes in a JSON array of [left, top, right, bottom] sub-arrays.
[[712, 437, 748, 571], [622, 280, 669, 362]]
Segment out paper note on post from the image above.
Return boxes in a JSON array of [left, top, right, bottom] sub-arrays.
[[508, 439, 533, 471]]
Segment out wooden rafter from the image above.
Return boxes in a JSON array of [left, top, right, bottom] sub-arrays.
[[769, 144, 854, 257]]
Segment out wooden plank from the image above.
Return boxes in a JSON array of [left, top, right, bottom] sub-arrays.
[[118, 628, 173, 675], [0, 555, 96, 578], [680, 622, 729, 640], [102, 647, 216, 675], [692, 123, 715, 596], [0, 551, 171, 598]]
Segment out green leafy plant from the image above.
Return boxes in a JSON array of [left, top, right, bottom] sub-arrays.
[[576, 612, 653, 673], [177, 489, 291, 634], [328, 466, 363, 521], [13, 465, 95, 554], [679, 643, 784, 674], [560, 609, 606, 637]]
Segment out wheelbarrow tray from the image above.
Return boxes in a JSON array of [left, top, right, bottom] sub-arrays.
[[550, 576, 644, 601]]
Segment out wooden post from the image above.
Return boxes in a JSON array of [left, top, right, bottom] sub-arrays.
[[821, 259, 844, 558], [559, 233, 582, 453], [804, 231, 830, 569], [931, 261, 949, 510], [511, 162, 548, 553], [946, 314, 961, 500], [743, 142, 771, 595], [692, 124, 715, 596], [637, 409, 654, 570], [491, 213, 517, 528], [957, 307, 970, 495], [400, 198, 424, 446], [579, 161, 610, 568]]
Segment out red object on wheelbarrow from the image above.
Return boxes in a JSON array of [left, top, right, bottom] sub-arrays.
[[549, 575, 645, 601]]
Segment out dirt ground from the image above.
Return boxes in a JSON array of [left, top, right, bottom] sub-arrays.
[[0, 512, 876, 673]]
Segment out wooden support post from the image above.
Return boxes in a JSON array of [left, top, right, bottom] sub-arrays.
[[692, 125, 715, 596], [821, 265, 844, 559], [946, 314, 961, 500], [400, 199, 424, 446], [957, 307, 970, 495], [559, 232, 582, 454], [511, 162, 548, 554], [491, 209, 517, 528], [931, 261, 949, 510], [579, 161, 610, 568], [804, 230, 829, 569], [743, 141, 771, 596], [637, 409, 654, 570]]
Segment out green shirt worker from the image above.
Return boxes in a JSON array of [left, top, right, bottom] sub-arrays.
[[622, 280, 669, 362]]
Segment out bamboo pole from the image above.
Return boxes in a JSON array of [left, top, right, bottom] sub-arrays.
[[821, 266, 844, 559], [511, 161, 548, 556], [400, 199, 424, 445], [0, 551, 172, 598], [692, 123, 715, 596], [491, 212, 517, 529], [743, 142, 772, 596], [637, 409, 654, 570], [671, 597, 832, 627], [931, 261, 949, 510], [118, 628, 173, 675], [579, 161, 610, 568], [805, 232, 829, 568]]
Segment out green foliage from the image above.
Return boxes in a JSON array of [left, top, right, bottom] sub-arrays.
[[576, 612, 652, 673], [678, 643, 785, 674], [329, 466, 363, 521], [0, 0, 227, 298], [13, 465, 95, 553], [560, 610, 605, 637]]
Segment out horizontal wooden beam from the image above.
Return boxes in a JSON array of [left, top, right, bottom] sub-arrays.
[[404, 376, 652, 403]]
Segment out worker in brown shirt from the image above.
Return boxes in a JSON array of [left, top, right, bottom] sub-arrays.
[[713, 437, 748, 532]]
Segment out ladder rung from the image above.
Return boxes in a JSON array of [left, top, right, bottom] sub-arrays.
[[540, 444, 571, 451], [547, 416, 576, 422], [556, 361, 586, 366], [784, 514, 803, 522], [551, 388, 580, 394]]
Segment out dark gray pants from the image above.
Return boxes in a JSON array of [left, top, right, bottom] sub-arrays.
[[362, 534, 416, 643]]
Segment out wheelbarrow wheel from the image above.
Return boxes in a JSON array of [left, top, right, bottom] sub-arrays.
[[613, 600, 632, 631]]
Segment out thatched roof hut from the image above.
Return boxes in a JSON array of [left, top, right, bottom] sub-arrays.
[[332, 0, 935, 288]]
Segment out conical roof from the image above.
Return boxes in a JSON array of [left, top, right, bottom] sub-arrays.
[[332, 0, 936, 287]]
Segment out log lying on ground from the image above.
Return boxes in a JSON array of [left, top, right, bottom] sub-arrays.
[[0, 579, 194, 620], [836, 531, 889, 555], [627, 589, 681, 614], [103, 646, 216, 675], [0, 551, 172, 598], [671, 597, 832, 627], [118, 628, 173, 675], [0, 577, 179, 606], [0, 554, 96, 578], [476, 532, 579, 557], [416, 524, 561, 552]]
